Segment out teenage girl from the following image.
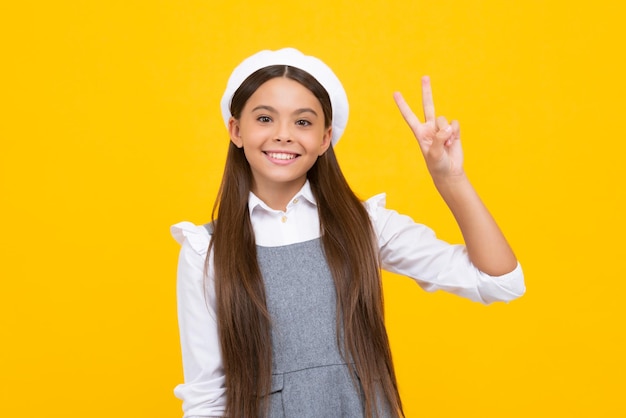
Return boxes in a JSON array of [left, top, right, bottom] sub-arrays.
[[171, 48, 525, 418]]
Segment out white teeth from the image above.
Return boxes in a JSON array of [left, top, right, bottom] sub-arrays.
[[267, 152, 297, 160]]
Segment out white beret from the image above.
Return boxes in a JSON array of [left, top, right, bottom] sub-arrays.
[[220, 48, 349, 146]]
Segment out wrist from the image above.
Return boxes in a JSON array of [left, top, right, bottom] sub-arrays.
[[431, 172, 479, 210], [432, 171, 469, 190]]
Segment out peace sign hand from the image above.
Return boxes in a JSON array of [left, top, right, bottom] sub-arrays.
[[393, 76, 464, 180]]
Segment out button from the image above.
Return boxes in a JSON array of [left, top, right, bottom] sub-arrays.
[[281, 216, 287, 223], [292, 198, 299, 204]]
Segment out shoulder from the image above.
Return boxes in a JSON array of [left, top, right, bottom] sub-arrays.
[[363, 193, 402, 230], [362, 193, 439, 247], [170, 221, 212, 255], [363, 193, 388, 221]]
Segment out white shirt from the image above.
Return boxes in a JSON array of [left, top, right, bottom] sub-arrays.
[[171, 181, 525, 417]]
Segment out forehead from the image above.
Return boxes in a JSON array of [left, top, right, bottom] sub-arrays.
[[245, 77, 322, 109]]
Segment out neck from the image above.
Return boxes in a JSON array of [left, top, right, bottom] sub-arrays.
[[251, 179, 306, 211]]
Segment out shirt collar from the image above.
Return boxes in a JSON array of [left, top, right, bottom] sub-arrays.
[[248, 180, 317, 216]]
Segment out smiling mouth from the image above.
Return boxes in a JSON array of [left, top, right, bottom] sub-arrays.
[[264, 152, 299, 160]]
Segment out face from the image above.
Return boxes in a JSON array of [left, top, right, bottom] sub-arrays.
[[229, 77, 332, 204]]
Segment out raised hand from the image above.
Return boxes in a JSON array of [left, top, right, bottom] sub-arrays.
[[393, 76, 464, 180], [394, 76, 518, 275]]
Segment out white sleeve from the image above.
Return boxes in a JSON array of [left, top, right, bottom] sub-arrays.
[[365, 195, 525, 304], [171, 222, 227, 417]]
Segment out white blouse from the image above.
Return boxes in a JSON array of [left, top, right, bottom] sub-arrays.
[[171, 181, 525, 417]]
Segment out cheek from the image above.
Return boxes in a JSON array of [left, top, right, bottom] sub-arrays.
[[243, 124, 271, 140]]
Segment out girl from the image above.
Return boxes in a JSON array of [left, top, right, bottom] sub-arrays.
[[171, 48, 525, 418]]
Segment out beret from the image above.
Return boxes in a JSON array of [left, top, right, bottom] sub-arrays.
[[220, 48, 349, 146]]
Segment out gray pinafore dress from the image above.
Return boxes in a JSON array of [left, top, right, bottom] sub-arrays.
[[256, 238, 392, 418]]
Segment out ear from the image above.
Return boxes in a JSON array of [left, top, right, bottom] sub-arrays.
[[228, 117, 243, 148], [318, 126, 332, 156]]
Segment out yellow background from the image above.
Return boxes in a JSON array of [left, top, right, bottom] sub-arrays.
[[1, 1, 624, 416]]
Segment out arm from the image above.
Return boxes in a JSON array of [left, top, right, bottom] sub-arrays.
[[171, 222, 227, 417], [366, 194, 524, 304], [393, 77, 517, 276]]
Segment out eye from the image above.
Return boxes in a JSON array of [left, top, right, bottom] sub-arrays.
[[295, 119, 311, 126], [257, 116, 272, 123]]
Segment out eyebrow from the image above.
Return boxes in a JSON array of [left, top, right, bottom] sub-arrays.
[[251, 105, 319, 117]]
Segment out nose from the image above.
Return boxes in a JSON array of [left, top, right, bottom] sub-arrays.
[[273, 123, 292, 143]]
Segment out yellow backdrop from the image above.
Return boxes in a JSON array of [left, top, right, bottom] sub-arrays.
[[2, 1, 624, 417]]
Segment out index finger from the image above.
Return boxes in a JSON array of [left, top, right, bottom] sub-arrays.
[[422, 76, 435, 122]]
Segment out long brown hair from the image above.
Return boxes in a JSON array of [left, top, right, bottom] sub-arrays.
[[209, 65, 404, 417]]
